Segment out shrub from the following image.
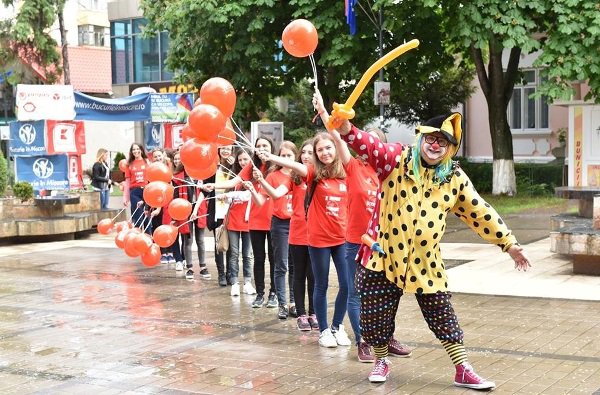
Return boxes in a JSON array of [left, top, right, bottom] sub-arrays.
[[13, 181, 34, 201], [0, 150, 7, 196], [112, 152, 126, 171]]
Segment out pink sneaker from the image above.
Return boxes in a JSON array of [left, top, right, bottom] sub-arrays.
[[357, 342, 374, 363], [368, 358, 390, 383], [454, 363, 496, 390], [388, 337, 412, 357]]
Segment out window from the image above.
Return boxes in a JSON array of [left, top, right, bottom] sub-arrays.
[[508, 69, 549, 132], [78, 25, 110, 47]]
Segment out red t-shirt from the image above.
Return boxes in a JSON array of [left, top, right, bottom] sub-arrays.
[[264, 170, 293, 220], [305, 165, 348, 247], [289, 180, 308, 246], [344, 157, 380, 244], [239, 162, 272, 231], [125, 159, 148, 188], [195, 189, 208, 229], [226, 187, 250, 232]]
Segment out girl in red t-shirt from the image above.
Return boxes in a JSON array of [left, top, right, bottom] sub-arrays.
[[257, 132, 351, 348], [123, 143, 150, 233]]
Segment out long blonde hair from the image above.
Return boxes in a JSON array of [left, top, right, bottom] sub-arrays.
[[96, 148, 108, 163], [313, 132, 345, 181]]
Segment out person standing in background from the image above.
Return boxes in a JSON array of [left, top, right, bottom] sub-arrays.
[[91, 148, 112, 210]]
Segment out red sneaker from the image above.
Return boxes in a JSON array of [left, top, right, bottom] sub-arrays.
[[368, 358, 390, 383], [388, 337, 412, 357], [357, 342, 374, 363], [454, 363, 496, 390]]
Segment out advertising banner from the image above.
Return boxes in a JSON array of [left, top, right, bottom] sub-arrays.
[[150, 93, 193, 123], [68, 154, 83, 189], [46, 120, 86, 154], [144, 122, 163, 151], [9, 121, 47, 156], [74, 92, 151, 121], [16, 84, 76, 121], [15, 155, 69, 190], [164, 123, 185, 150]]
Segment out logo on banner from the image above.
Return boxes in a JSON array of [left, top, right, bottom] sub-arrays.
[[52, 122, 77, 152], [152, 125, 160, 144], [18, 123, 37, 145], [33, 158, 54, 179]]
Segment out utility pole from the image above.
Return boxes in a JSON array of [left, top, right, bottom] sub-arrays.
[[378, 7, 384, 122]]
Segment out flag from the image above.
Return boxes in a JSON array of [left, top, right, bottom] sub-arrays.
[[345, 0, 357, 35]]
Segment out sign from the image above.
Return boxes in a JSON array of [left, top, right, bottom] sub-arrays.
[[9, 121, 47, 156], [150, 93, 193, 123], [144, 122, 163, 151], [374, 81, 390, 106], [250, 122, 284, 152], [1, 125, 10, 140], [74, 91, 151, 121], [46, 120, 86, 154], [68, 154, 83, 189], [574, 107, 583, 186], [15, 155, 69, 190], [128, 82, 197, 95], [16, 84, 76, 121], [588, 165, 600, 187], [164, 123, 185, 149]]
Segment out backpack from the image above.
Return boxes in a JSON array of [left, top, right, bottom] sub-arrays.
[[303, 178, 318, 220]]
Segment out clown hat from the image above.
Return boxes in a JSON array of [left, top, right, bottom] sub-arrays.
[[415, 113, 462, 155]]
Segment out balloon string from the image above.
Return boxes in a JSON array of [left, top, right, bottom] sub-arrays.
[[111, 207, 126, 222], [133, 211, 147, 228], [218, 163, 238, 179], [143, 217, 153, 233], [309, 54, 319, 91], [171, 177, 197, 186], [129, 204, 143, 222], [177, 213, 209, 229], [229, 118, 260, 171]]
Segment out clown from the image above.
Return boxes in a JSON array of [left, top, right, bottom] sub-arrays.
[[336, 113, 531, 388]]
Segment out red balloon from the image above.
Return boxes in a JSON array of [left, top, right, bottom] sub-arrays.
[[199, 77, 237, 118], [115, 229, 129, 249], [216, 121, 236, 147], [182, 124, 194, 142], [168, 198, 193, 220], [143, 181, 174, 208], [114, 221, 131, 232], [193, 97, 202, 107], [153, 224, 178, 248], [124, 232, 142, 257], [141, 244, 161, 267], [188, 104, 226, 143], [145, 162, 172, 183], [179, 139, 218, 170], [132, 233, 153, 254], [186, 161, 218, 180], [97, 218, 114, 234], [118, 159, 128, 172], [282, 19, 318, 58]]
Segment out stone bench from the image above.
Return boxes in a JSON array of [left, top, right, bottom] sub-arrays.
[[554, 186, 600, 218]]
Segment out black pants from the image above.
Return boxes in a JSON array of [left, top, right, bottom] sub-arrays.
[[290, 244, 314, 316], [250, 230, 273, 297]]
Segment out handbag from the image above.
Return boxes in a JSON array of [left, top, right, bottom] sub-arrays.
[[215, 209, 230, 252]]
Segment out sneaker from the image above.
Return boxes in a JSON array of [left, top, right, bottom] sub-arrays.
[[308, 314, 319, 330], [331, 324, 351, 346], [175, 261, 184, 271], [160, 255, 168, 265], [230, 283, 240, 297], [167, 254, 176, 264], [199, 268, 211, 280], [296, 315, 311, 331], [288, 305, 298, 318], [454, 363, 496, 390], [251, 295, 264, 308], [185, 269, 194, 280], [242, 282, 256, 295], [358, 342, 375, 363], [277, 305, 288, 319], [266, 293, 278, 308], [218, 274, 227, 287], [368, 358, 391, 383], [388, 338, 412, 357], [318, 328, 338, 348]]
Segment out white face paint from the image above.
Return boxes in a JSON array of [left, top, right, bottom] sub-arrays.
[[420, 132, 449, 165]]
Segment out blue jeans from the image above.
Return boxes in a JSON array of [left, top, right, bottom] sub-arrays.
[[129, 187, 149, 233], [345, 241, 361, 344], [308, 243, 348, 332], [271, 217, 290, 306], [228, 230, 252, 284], [96, 188, 109, 210]]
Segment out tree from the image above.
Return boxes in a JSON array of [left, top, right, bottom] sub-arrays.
[[425, 0, 600, 195], [140, 0, 474, 131]]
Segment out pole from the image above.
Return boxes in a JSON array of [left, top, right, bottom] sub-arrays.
[[378, 6, 384, 125]]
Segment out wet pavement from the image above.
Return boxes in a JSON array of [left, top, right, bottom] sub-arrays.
[[0, 210, 600, 394]]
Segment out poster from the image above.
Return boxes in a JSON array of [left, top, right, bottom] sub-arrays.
[[16, 84, 76, 121], [9, 121, 47, 156], [46, 120, 86, 154], [15, 155, 69, 190]]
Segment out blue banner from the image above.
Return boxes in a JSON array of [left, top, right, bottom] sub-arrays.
[[16, 155, 69, 190], [9, 121, 47, 156], [144, 122, 163, 151], [74, 92, 151, 121], [150, 93, 193, 122]]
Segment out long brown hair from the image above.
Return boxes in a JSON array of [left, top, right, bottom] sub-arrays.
[[312, 132, 345, 181], [293, 138, 313, 185], [270, 140, 298, 173], [127, 143, 148, 164]]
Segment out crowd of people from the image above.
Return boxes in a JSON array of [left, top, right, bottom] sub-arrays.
[[94, 95, 531, 388]]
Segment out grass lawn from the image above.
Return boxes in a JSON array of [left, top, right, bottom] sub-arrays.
[[480, 194, 573, 215]]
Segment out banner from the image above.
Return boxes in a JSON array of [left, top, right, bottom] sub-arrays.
[[164, 123, 185, 150], [16, 84, 76, 121], [68, 154, 83, 189], [46, 120, 86, 155], [15, 155, 69, 190], [74, 92, 151, 121], [144, 122, 163, 151], [9, 121, 47, 156], [150, 93, 193, 123]]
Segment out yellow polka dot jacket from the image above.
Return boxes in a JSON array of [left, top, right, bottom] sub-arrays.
[[343, 125, 518, 294]]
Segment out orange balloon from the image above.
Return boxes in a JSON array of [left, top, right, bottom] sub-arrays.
[[179, 139, 218, 170], [115, 229, 129, 249], [216, 121, 236, 147], [153, 224, 178, 248], [145, 162, 172, 183], [282, 19, 318, 58], [186, 161, 218, 180], [194, 97, 202, 107], [114, 221, 130, 232], [182, 124, 194, 142], [132, 233, 153, 254], [97, 218, 114, 234], [118, 159, 128, 172], [199, 77, 237, 118], [124, 232, 142, 257], [188, 104, 226, 143], [141, 243, 161, 267], [168, 198, 193, 220], [143, 181, 174, 208]]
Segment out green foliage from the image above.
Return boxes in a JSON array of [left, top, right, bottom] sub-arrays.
[[0, 150, 8, 196], [112, 152, 126, 172], [13, 181, 33, 201]]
